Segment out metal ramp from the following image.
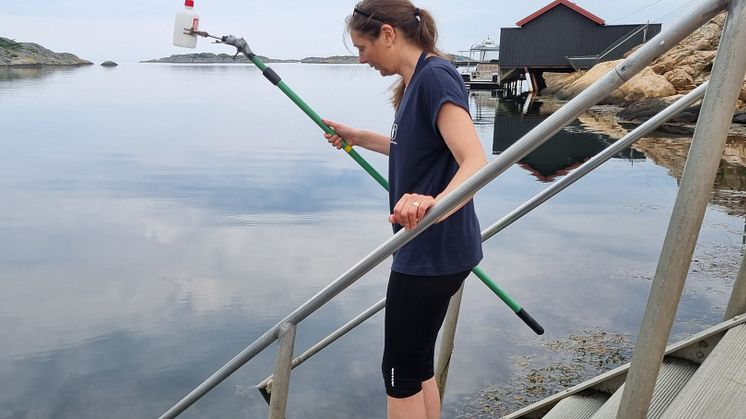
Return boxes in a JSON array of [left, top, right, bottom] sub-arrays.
[[590, 358, 698, 419], [660, 324, 746, 419], [503, 320, 746, 419], [542, 392, 607, 419]]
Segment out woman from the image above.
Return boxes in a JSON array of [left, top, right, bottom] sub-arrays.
[[324, 1, 487, 418]]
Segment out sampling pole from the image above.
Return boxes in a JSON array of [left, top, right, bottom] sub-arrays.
[[190, 30, 543, 335]]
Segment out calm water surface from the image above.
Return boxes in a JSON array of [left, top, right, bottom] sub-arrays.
[[1, 64, 744, 418]]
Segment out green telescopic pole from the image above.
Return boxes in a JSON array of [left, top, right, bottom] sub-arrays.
[[215, 34, 543, 335]]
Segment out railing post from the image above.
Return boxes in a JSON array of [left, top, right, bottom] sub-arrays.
[[268, 322, 296, 419], [617, 1, 746, 418], [435, 283, 466, 400], [257, 299, 386, 395], [725, 248, 746, 319]]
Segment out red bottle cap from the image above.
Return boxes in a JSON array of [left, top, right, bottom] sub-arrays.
[[185, 0, 194, 7]]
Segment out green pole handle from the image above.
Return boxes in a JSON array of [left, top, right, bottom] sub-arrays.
[[471, 266, 544, 334], [244, 49, 543, 335]]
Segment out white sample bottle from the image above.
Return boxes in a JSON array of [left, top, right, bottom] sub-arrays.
[[173, 0, 199, 48]]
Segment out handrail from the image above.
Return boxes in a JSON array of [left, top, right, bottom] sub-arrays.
[[597, 23, 651, 62], [160, 0, 727, 416], [257, 298, 387, 394], [567, 23, 654, 70], [254, 81, 710, 395]]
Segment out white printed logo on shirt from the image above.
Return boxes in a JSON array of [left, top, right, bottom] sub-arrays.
[[390, 123, 398, 145]]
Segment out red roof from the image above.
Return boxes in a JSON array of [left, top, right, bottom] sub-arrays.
[[516, 0, 605, 27]]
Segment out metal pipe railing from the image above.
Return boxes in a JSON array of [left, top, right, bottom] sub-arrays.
[[160, 1, 726, 415], [255, 79, 708, 393], [256, 298, 386, 393], [598, 23, 651, 63], [617, 0, 746, 417]]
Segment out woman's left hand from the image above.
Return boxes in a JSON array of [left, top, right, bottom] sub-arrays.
[[389, 193, 436, 231]]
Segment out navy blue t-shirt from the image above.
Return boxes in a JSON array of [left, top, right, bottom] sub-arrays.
[[389, 52, 483, 276]]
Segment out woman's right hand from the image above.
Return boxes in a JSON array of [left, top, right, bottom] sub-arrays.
[[323, 118, 359, 150]]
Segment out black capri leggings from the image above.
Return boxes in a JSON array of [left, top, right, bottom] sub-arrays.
[[382, 269, 470, 398]]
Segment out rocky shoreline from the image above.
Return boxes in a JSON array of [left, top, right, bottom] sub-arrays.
[[543, 13, 746, 114], [0, 37, 91, 66]]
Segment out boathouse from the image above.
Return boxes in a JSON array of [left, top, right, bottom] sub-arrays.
[[499, 0, 662, 90]]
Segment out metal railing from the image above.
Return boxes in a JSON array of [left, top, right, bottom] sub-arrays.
[[160, 0, 746, 417], [598, 23, 654, 62], [568, 23, 655, 70], [256, 78, 710, 399]]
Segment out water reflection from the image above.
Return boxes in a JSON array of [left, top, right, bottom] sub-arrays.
[[1, 64, 745, 419], [469, 91, 501, 126], [0, 66, 82, 81], [633, 135, 746, 217], [492, 95, 644, 182]]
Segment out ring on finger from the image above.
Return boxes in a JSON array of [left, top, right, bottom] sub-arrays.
[[412, 201, 420, 208]]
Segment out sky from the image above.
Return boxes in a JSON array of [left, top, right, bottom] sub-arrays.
[[0, 0, 702, 63]]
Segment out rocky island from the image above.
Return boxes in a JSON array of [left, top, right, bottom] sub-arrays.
[[0, 37, 91, 66], [142, 53, 358, 64], [300, 56, 359, 64]]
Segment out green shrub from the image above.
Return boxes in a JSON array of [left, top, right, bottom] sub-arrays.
[[0, 38, 22, 51]]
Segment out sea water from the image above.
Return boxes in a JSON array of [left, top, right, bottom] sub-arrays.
[[0, 63, 743, 418]]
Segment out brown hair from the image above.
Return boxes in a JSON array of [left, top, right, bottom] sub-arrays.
[[346, 0, 445, 109]]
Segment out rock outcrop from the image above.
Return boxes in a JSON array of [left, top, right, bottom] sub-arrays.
[[300, 56, 359, 64], [0, 37, 91, 66], [650, 13, 722, 86], [543, 13, 746, 110], [101, 61, 118, 67], [553, 61, 676, 104]]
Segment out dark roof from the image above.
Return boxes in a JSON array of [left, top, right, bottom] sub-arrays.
[[516, 0, 605, 27]]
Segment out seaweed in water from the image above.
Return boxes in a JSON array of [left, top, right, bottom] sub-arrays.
[[452, 329, 632, 418]]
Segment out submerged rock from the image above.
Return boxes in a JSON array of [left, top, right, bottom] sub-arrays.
[[618, 99, 746, 126]]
